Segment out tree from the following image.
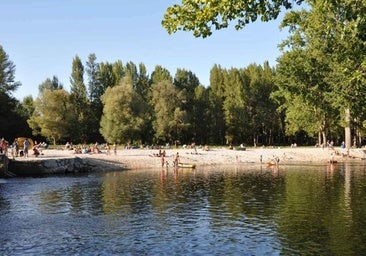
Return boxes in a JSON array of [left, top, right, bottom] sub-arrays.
[[222, 68, 247, 144], [70, 55, 90, 143], [86, 53, 101, 103], [0, 45, 30, 140], [208, 64, 226, 144], [38, 76, 63, 95], [150, 80, 187, 144], [275, 47, 337, 146], [100, 78, 148, 144], [99, 61, 118, 90], [151, 65, 173, 84], [173, 69, 200, 142], [135, 63, 154, 144], [21, 95, 35, 119], [0, 45, 21, 95], [112, 60, 125, 85], [245, 62, 279, 146], [28, 89, 74, 145], [193, 85, 210, 144], [135, 63, 151, 101], [86, 53, 104, 142], [162, 0, 304, 37], [278, 1, 366, 147]]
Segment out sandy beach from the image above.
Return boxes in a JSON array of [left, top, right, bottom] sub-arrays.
[[23, 146, 366, 170]]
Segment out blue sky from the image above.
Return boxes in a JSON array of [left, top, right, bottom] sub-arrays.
[[0, 0, 288, 100]]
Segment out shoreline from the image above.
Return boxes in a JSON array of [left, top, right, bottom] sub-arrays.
[[7, 146, 366, 172]]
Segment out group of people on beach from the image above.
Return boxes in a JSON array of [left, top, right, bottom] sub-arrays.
[[0, 137, 48, 159], [69, 141, 118, 156]]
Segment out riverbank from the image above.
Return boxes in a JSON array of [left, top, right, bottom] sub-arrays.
[[9, 146, 366, 171]]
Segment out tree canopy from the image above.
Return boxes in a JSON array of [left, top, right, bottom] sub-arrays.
[[162, 0, 304, 37]]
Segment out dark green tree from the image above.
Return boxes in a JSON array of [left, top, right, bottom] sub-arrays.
[[0, 45, 21, 95], [0, 45, 30, 140], [99, 61, 118, 90], [86, 53, 104, 142], [70, 55, 90, 143], [174, 69, 200, 143], [208, 64, 226, 144], [193, 85, 211, 145], [222, 68, 247, 145]]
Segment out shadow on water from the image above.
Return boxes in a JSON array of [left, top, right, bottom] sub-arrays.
[[1, 162, 366, 255]]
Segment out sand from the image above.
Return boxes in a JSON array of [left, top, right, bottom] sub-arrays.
[[26, 146, 366, 170]]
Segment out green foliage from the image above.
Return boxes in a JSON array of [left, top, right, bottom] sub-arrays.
[[193, 85, 210, 144], [162, 0, 304, 37], [38, 76, 63, 95], [173, 69, 200, 141], [0, 45, 21, 95], [207, 64, 226, 144], [85, 53, 104, 142], [21, 95, 35, 118], [28, 89, 74, 145], [70, 55, 90, 143], [277, 0, 366, 146], [222, 68, 247, 144], [151, 65, 173, 84], [150, 80, 187, 143], [0, 45, 30, 140], [100, 78, 148, 144]]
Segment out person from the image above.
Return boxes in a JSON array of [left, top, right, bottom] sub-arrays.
[[23, 138, 29, 158], [105, 143, 110, 155], [161, 154, 165, 168], [113, 143, 117, 155], [1, 139, 8, 156], [65, 142, 71, 150], [341, 141, 345, 149], [12, 138, 19, 157], [33, 141, 40, 157], [0, 138, 3, 154], [174, 152, 180, 167]]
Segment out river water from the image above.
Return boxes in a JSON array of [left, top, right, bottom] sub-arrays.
[[1, 162, 366, 255]]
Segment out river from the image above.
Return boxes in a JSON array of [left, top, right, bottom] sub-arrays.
[[1, 162, 366, 255]]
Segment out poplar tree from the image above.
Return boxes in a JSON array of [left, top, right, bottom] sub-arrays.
[[174, 69, 199, 142], [208, 64, 226, 145], [70, 55, 89, 143], [86, 53, 104, 142]]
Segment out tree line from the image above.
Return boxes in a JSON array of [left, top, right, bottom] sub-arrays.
[[25, 55, 285, 147], [1, 0, 366, 148]]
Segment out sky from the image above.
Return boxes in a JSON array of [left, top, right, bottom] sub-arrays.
[[0, 0, 289, 100]]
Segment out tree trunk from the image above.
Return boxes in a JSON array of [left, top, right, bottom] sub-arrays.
[[345, 108, 351, 149], [322, 131, 326, 147]]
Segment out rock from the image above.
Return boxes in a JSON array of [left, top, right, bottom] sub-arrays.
[[7, 157, 98, 177]]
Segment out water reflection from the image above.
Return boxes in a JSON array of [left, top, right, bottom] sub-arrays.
[[1, 163, 366, 255]]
